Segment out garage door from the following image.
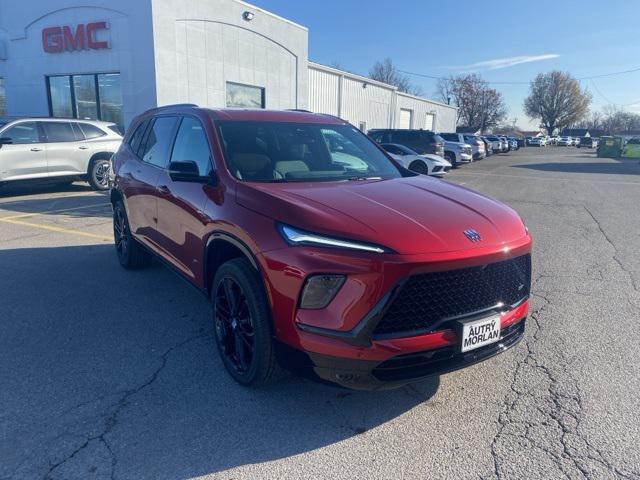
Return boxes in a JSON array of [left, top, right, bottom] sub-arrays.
[[425, 113, 435, 131], [399, 109, 413, 129]]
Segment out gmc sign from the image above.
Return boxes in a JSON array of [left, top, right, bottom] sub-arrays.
[[42, 22, 110, 53]]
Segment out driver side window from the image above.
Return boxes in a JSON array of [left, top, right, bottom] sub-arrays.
[[2, 122, 40, 144]]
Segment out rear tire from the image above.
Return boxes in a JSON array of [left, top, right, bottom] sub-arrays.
[[212, 258, 280, 386], [409, 160, 428, 175], [445, 152, 457, 169], [88, 158, 111, 191], [113, 201, 152, 269]]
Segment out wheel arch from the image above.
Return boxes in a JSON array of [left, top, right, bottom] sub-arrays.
[[204, 232, 260, 295], [87, 151, 115, 175]]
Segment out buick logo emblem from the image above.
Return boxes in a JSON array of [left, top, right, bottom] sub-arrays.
[[464, 229, 482, 242]]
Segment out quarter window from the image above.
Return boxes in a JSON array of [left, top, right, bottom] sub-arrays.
[[128, 120, 148, 156], [140, 117, 179, 168], [1, 122, 40, 144], [78, 123, 106, 139], [171, 117, 212, 176]]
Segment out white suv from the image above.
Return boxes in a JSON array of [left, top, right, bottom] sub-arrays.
[[0, 118, 122, 190]]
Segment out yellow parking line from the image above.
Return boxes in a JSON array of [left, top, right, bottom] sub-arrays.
[[1, 202, 112, 221], [0, 217, 112, 241]]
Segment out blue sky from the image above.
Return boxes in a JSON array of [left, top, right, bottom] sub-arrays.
[[250, 0, 640, 129]]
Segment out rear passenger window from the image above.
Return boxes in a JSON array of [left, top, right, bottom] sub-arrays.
[[140, 116, 179, 168], [128, 120, 148, 157], [78, 123, 107, 139], [42, 122, 76, 143], [170, 117, 212, 175]]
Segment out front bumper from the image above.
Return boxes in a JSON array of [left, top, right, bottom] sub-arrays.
[[279, 317, 526, 390]]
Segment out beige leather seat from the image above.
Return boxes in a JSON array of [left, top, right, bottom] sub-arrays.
[[274, 160, 309, 179]]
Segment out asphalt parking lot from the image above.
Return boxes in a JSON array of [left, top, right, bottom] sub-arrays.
[[2, 146, 640, 480]]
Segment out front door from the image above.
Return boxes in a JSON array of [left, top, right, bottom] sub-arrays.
[[0, 122, 47, 181], [156, 116, 213, 284]]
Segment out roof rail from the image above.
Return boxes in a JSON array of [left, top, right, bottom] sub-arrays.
[[156, 103, 198, 110], [285, 109, 313, 113]]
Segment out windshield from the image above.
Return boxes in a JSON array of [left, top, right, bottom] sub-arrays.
[[216, 121, 402, 182]]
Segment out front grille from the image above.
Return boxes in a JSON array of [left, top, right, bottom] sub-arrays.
[[373, 254, 531, 337]]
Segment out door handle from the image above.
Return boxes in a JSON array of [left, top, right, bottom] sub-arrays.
[[30, 147, 43, 152], [78, 146, 89, 150]]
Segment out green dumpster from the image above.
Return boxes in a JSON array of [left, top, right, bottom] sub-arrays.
[[622, 138, 640, 159], [597, 136, 623, 158]]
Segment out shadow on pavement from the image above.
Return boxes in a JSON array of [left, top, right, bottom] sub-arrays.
[[0, 187, 110, 219], [514, 160, 640, 176], [0, 180, 95, 199], [0, 244, 439, 479]]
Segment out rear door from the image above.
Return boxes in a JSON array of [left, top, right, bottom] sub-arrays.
[[40, 121, 88, 176], [121, 116, 180, 249], [155, 115, 214, 283], [0, 122, 47, 181]]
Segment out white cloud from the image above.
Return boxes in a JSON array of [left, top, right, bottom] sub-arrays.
[[445, 54, 560, 72]]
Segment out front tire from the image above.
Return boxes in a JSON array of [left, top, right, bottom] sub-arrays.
[[409, 160, 428, 175], [212, 258, 280, 386], [88, 158, 111, 191], [445, 152, 457, 169], [113, 201, 152, 269]]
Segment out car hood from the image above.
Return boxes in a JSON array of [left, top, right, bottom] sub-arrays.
[[236, 176, 527, 255]]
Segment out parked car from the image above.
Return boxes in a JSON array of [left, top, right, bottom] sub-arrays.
[[381, 143, 451, 176], [441, 139, 473, 167], [507, 137, 519, 151], [440, 133, 484, 162], [557, 136, 572, 146], [0, 117, 122, 190], [368, 129, 444, 157], [485, 136, 506, 152], [480, 136, 494, 156], [111, 105, 532, 390], [463, 135, 487, 160], [578, 137, 597, 148], [528, 137, 546, 147], [550, 136, 559, 145]]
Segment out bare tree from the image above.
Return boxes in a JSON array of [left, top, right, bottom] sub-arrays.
[[436, 74, 507, 132], [369, 58, 423, 96], [524, 71, 591, 135]]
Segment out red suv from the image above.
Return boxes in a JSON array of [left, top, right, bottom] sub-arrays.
[[110, 105, 532, 390]]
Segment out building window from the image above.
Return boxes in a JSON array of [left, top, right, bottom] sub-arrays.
[[226, 82, 265, 109], [0, 77, 5, 116], [46, 73, 123, 127]]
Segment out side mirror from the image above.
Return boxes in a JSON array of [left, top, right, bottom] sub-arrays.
[[168, 161, 219, 185]]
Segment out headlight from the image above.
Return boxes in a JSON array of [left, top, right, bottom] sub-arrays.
[[278, 224, 391, 253]]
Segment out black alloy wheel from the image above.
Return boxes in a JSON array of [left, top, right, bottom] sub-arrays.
[[214, 276, 256, 375]]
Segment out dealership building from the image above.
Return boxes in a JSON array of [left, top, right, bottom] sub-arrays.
[[0, 0, 456, 132]]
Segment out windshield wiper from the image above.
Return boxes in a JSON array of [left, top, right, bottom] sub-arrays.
[[347, 176, 382, 181]]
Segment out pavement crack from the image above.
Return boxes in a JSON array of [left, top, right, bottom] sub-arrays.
[[583, 206, 639, 293], [42, 334, 209, 480]]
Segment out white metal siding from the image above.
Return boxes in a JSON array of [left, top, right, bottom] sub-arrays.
[[308, 67, 340, 115], [308, 63, 457, 133]]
